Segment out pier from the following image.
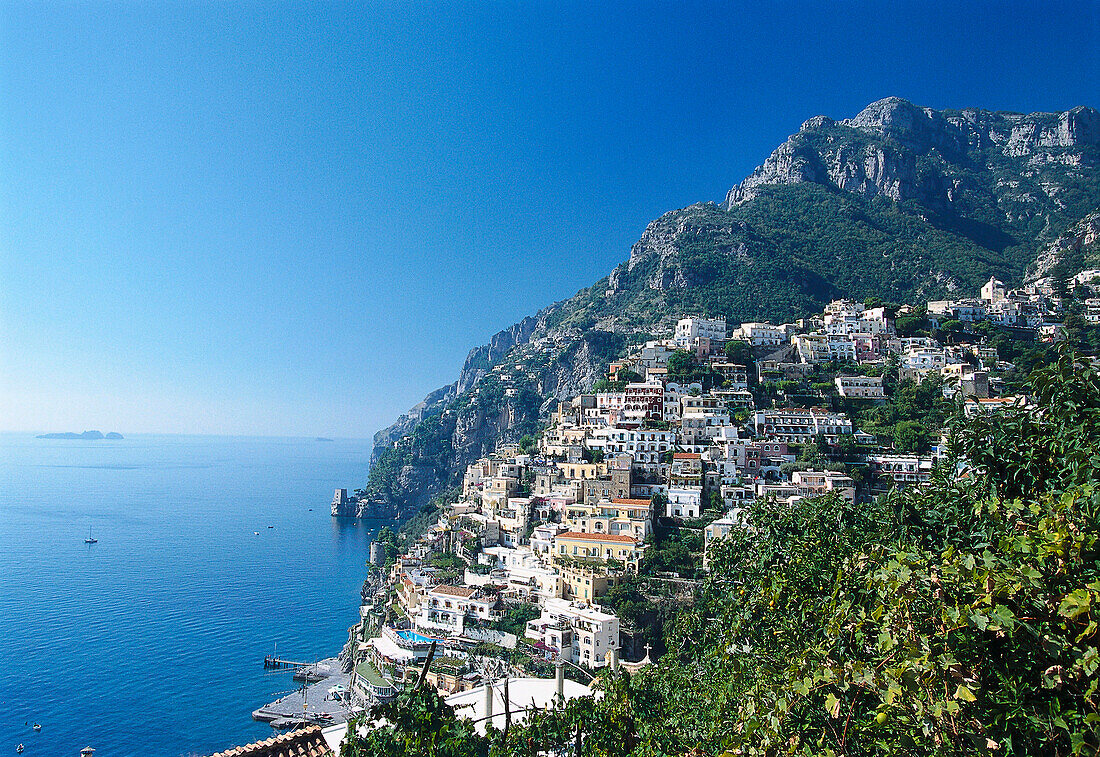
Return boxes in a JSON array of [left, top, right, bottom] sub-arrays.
[[253, 657, 357, 729], [264, 655, 311, 669]]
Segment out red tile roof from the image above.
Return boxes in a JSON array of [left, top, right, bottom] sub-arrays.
[[556, 531, 638, 544], [611, 498, 652, 506], [431, 584, 478, 598], [672, 453, 701, 459], [208, 726, 332, 757]]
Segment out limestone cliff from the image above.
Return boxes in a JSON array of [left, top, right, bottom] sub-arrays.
[[724, 97, 1099, 218], [1027, 211, 1100, 284]]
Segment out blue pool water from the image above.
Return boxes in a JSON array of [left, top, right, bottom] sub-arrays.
[[396, 630, 441, 644], [0, 433, 387, 756]]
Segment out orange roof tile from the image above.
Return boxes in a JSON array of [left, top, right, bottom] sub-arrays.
[[611, 498, 652, 506], [207, 726, 333, 757], [672, 453, 701, 459], [431, 584, 477, 598]]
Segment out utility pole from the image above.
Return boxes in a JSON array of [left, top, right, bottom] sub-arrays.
[[415, 640, 438, 690]]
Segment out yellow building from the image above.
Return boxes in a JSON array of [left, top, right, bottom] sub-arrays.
[[563, 497, 654, 539], [558, 562, 618, 602], [553, 531, 642, 568]]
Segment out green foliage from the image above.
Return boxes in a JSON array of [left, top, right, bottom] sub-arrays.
[[666, 350, 696, 381], [340, 686, 490, 757], [950, 347, 1100, 501], [399, 486, 461, 545], [852, 373, 951, 453], [491, 603, 542, 637], [600, 576, 671, 653], [640, 521, 703, 579], [592, 378, 626, 394], [724, 339, 755, 365], [518, 434, 538, 455]]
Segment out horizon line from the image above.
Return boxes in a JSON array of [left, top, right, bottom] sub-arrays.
[[0, 430, 375, 443]]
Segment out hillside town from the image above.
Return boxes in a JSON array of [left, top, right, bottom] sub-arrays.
[[322, 272, 1095, 729]]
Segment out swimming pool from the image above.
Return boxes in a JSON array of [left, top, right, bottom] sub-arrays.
[[396, 629, 443, 644]]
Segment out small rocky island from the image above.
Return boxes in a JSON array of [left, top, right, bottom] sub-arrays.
[[37, 430, 124, 440]]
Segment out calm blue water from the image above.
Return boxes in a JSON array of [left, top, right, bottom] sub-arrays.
[[0, 433, 386, 757]]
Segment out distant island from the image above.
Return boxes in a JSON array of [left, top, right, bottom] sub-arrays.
[[315, 437, 334, 442], [37, 430, 124, 440]]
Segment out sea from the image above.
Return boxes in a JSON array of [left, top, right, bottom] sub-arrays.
[[0, 433, 387, 757]]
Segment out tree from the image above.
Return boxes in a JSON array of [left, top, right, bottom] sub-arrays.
[[892, 419, 929, 452], [492, 603, 541, 636], [340, 686, 489, 757], [723, 339, 754, 365], [666, 350, 696, 380], [592, 378, 626, 393]]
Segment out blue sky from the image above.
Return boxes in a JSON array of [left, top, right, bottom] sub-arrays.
[[1, 1, 1097, 438]]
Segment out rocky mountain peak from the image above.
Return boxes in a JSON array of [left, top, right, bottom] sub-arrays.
[[844, 96, 964, 154], [724, 98, 1099, 211]]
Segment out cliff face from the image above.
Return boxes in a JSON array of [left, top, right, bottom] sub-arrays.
[[724, 98, 1100, 216], [350, 97, 1100, 523], [370, 383, 456, 463], [1027, 210, 1100, 284]]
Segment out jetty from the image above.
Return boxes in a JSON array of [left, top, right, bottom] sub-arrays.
[[263, 655, 311, 670], [253, 657, 358, 729]]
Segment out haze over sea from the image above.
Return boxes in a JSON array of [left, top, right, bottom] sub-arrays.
[[0, 433, 383, 756]]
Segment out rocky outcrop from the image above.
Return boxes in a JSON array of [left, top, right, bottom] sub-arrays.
[[371, 383, 456, 464], [609, 204, 760, 296], [724, 97, 1099, 220], [456, 316, 540, 394], [1027, 211, 1100, 284]]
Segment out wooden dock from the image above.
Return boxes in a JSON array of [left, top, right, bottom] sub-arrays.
[[264, 655, 311, 669]]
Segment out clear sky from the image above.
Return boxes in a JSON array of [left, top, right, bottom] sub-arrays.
[[1, 1, 1097, 438]]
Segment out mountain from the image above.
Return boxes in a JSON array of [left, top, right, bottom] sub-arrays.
[[342, 97, 1100, 520]]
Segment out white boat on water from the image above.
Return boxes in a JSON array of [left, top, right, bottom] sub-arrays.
[[84, 526, 97, 544]]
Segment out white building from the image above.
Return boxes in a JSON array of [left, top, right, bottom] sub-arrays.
[[631, 340, 679, 371], [793, 333, 831, 364], [703, 512, 744, 567], [663, 382, 702, 422], [792, 333, 858, 364], [733, 322, 784, 347], [666, 486, 703, 519], [753, 408, 853, 443], [823, 302, 892, 336], [414, 585, 502, 636], [675, 316, 727, 346], [980, 276, 1006, 305], [835, 374, 885, 398], [588, 427, 675, 467], [790, 469, 856, 503], [525, 598, 620, 668], [530, 523, 568, 557], [866, 454, 934, 486], [902, 348, 948, 376]]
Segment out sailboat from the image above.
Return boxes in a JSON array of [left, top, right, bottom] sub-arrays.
[[84, 526, 97, 544]]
